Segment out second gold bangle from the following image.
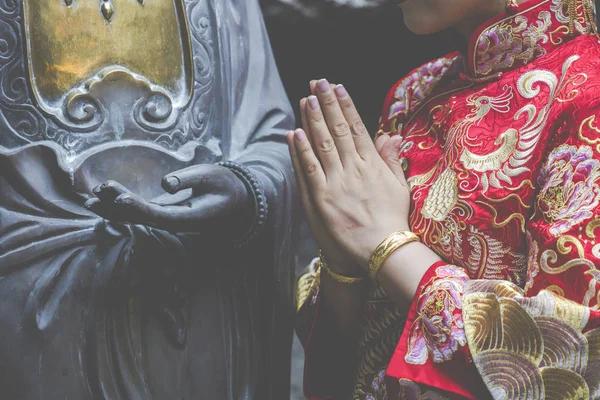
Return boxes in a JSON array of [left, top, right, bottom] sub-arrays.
[[368, 231, 420, 282], [318, 250, 365, 285]]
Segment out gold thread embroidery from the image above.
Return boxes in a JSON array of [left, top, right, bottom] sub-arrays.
[[577, 114, 600, 154], [463, 280, 594, 398], [296, 260, 321, 312], [421, 168, 459, 221], [476, 200, 527, 232]]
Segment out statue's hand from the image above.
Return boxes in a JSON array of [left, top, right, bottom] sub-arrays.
[[85, 164, 254, 236]]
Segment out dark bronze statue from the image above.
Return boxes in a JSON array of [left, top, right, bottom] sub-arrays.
[[0, 0, 297, 398]]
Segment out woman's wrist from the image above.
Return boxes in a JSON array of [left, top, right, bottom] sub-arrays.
[[326, 260, 364, 277], [378, 241, 441, 301]]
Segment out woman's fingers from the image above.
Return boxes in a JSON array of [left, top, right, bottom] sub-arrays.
[[334, 84, 378, 161], [287, 128, 326, 191], [286, 131, 319, 218], [313, 79, 358, 166], [300, 92, 343, 175], [379, 135, 408, 187], [310, 80, 336, 95], [375, 134, 390, 154], [300, 97, 314, 148]]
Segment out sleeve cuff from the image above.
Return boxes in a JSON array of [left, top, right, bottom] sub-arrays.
[[386, 261, 486, 399], [296, 259, 341, 399], [301, 291, 344, 400]]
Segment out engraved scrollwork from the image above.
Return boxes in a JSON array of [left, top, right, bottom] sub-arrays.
[[185, 2, 216, 139], [0, 102, 47, 141], [134, 91, 177, 132], [63, 91, 105, 132], [190, 16, 214, 88], [1, 0, 217, 156], [0, 18, 18, 62], [0, 0, 20, 17], [1, 58, 28, 104]]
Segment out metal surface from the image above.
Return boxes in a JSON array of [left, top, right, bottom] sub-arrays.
[[0, 0, 297, 398], [24, 0, 190, 102]]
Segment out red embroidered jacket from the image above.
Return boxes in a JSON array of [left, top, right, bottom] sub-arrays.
[[297, 0, 600, 398]]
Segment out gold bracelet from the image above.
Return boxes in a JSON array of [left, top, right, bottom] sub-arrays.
[[368, 231, 420, 282], [317, 250, 365, 285]]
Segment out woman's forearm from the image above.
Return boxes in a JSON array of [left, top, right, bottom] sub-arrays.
[[376, 241, 442, 307]]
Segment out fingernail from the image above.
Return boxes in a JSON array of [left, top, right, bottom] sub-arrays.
[[334, 84, 347, 98], [316, 79, 330, 93], [310, 80, 316, 87], [308, 96, 319, 110], [164, 176, 180, 191], [295, 129, 306, 142]]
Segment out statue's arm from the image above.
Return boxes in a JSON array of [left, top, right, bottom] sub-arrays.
[[224, 0, 297, 207]]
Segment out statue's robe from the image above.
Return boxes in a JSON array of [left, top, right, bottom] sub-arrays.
[[0, 0, 297, 398]]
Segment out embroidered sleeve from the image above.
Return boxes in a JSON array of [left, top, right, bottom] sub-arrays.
[[386, 261, 487, 400], [388, 107, 600, 399], [404, 265, 469, 365]]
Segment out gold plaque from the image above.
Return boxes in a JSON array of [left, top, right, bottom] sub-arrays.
[[24, 0, 192, 106]]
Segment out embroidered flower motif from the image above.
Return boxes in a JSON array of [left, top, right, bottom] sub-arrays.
[[525, 231, 540, 293], [405, 266, 469, 365], [388, 57, 460, 121], [537, 144, 600, 236], [475, 12, 550, 76], [366, 368, 388, 400]]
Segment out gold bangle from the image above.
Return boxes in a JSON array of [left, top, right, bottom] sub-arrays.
[[368, 231, 420, 282], [317, 250, 365, 285]]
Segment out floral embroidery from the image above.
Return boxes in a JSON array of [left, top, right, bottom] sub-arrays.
[[365, 368, 388, 400], [475, 12, 551, 77], [472, 0, 596, 78], [525, 231, 540, 293], [405, 266, 469, 365], [537, 144, 600, 236], [388, 57, 461, 122]]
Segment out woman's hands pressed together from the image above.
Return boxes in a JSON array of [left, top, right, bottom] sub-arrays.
[[287, 79, 413, 271]]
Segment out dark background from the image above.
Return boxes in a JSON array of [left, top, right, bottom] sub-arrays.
[[261, 0, 455, 133], [258, 1, 455, 397]]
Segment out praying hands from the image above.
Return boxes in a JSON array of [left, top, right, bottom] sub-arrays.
[[287, 79, 440, 301]]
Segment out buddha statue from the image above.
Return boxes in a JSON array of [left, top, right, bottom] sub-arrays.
[[0, 0, 297, 398]]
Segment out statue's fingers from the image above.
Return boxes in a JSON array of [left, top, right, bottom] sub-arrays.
[[93, 180, 131, 202], [112, 193, 161, 226], [84, 198, 124, 221], [147, 194, 231, 233], [161, 164, 224, 194]]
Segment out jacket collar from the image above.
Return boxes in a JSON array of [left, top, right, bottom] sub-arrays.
[[467, 0, 597, 78]]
